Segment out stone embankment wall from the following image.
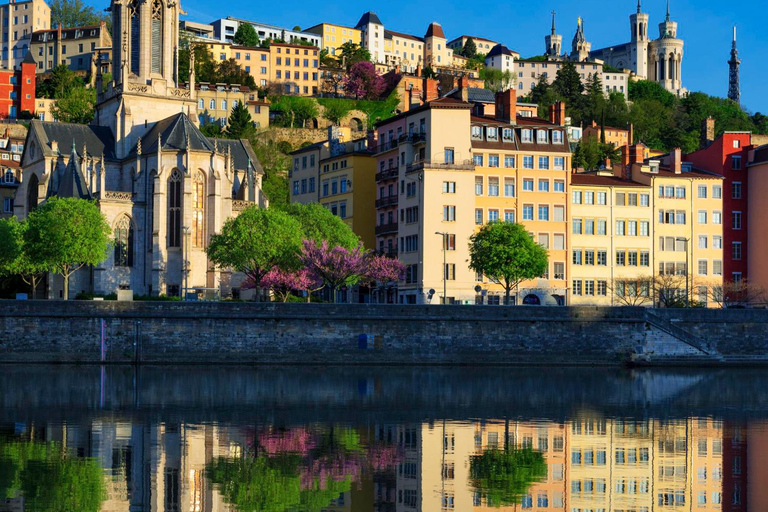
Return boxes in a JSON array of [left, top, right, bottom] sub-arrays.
[[0, 302, 766, 364]]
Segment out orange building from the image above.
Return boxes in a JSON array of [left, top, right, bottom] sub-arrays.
[[582, 120, 630, 148], [268, 42, 320, 96]]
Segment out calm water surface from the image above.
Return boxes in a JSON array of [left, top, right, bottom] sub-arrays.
[[1, 365, 767, 512]]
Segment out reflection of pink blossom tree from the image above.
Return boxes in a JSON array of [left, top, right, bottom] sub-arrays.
[[300, 240, 368, 302], [342, 61, 386, 100], [257, 427, 315, 455], [257, 268, 316, 302]]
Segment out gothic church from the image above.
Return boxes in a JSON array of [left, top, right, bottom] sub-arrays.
[[15, 0, 267, 299]]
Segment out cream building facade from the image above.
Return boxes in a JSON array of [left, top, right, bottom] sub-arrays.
[[0, 0, 50, 70], [303, 22, 360, 56], [15, 0, 266, 299]]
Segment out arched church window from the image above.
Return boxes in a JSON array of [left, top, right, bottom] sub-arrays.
[[26, 173, 38, 213], [129, 0, 139, 75], [114, 216, 134, 267], [192, 171, 205, 247], [168, 169, 182, 248], [198, 99, 204, 110], [151, 0, 163, 74]]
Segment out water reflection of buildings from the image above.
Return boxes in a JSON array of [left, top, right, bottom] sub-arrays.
[[377, 416, 751, 512], [0, 417, 758, 512]]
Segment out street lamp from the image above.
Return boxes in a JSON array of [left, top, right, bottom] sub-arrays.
[[183, 226, 191, 300], [676, 237, 690, 308], [435, 231, 448, 304]]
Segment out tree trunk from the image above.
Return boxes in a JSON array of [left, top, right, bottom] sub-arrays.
[[63, 274, 69, 300], [505, 284, 511, 306]]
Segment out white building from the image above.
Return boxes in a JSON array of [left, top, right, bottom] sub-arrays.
[[211, 17, 320, 47]]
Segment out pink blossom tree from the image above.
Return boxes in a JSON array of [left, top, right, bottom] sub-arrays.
[[342, 61, 386, 100], [300, 239, 368, 302], [363, 253, 405, 303], [258, 267, 317, 302]]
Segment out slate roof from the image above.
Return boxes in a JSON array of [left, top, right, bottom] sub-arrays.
[[211, 138, 263, 175], [444, 86, 495, 103], [26, 119, 116, 161], [22, 51, 36, 65], [487, 44, 514, 58], [356, 11, 383, 28], [385, 30, 423, 42], [47, 143, 92, 200], [425, 23, 445, 39], [133, 113, 215, 156]]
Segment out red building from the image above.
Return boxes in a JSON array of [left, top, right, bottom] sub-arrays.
[[684, 118, 752, 283], [0, 52, 36, 120]]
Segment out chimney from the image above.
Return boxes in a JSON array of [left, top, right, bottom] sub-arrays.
[[459, 75, 469, 103], [51, 140, 58, 153], [394, 64, 400, 74], [548, 105, 556, 124], [552, 101, 566, 126], [423, 78, 439, 102], [628, 123, 634, 145], [494, 89, 517, 123], [415, 63, 422, 78], [671, 147, 682, 174], [701, 117, 715, 149]]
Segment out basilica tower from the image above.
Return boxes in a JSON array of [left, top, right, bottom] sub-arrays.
[[570, 17, 591, 62], [629, 0, 649, 78], [545, 11, 562, 57], [727, 26, 740, 104]]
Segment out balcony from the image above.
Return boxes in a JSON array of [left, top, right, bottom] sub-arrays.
[[375, 195, 399, 208], [375, 167, 399, 182], [405, 159, 474, 173], [375, 222, 399, 235], [375, 139, 399, 154]]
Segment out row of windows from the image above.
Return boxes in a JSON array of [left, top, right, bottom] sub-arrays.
[[474, 177, 565, 196], [292, 177, 316, 195], [572, 249, 651, 267], [573, 190, 650, 206], [197, 98, 239, 111], [274, 70, 318, 81], [234, 51, 268, 61], [474, 205, 567, 224], [274, 57, 318, 67], [572, 218, 650, 236], [470, 125, 565, 145], [473, 154, 566, 170]]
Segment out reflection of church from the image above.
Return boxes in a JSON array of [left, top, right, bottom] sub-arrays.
[[15, 0, 267, 299]]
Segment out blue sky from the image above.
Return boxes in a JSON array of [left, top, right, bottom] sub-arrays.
[[128, 0, 765, 113]]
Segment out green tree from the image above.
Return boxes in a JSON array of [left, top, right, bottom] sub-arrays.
[[286, 202, 360, 250], [247, 133, 291, 210], [217, 58, 256, 89], [207, 206, 303, 297], [628, 79, 677, 108], [583, 73, 605, 124], [356, 91, 399, 129], [462, 37, 478, 58], [480, 68, 515, 93], [52, 87, 97, 124], [468, 222, 548, 305], [337, 41, 371, 70], [528, 75, 561, 119], [199, 120, 224, 137], [0, 218, 46, 298], [49, 0, 106, 29], [470, 448, 547, 506], [273, 96, 319, 128], [178, 42, 218, 83], [24, 197, 111, 300], [36, 64, 83, 99], [552, 61, 584, 123], [320, 98, 352, 125], [227, 101, 254, 139], [233, 22, 260, 47]]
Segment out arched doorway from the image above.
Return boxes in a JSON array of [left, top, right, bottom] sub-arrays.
[[523, 294, 541, 305], [349, 117, 363, 131]]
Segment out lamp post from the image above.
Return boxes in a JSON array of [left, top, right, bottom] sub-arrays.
[[676, 237, 690, 308], [435, 231, 447, 304], [183, 226, 190, 300]]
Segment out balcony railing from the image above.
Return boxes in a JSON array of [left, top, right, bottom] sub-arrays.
[[375, 222, 399, 235], [405, 159, 474, 173], [375, 167, 399, 182], [374, 132, 427, 153], [375, 195, 399, 208]]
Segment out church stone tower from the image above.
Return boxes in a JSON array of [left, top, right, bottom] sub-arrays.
[[570, 17, 591, 62], [629, 0, 649, 78], [545, 11, 562, 57], [649, 1, 683, 94], [728, 26, 740, 104]]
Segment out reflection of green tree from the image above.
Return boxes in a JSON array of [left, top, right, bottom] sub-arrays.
[[206, 454, 352, 512], [0, 438, 106, 512], [469, 448, 547, 507]]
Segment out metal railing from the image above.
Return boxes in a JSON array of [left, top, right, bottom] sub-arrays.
[[375, 195, 399, 208], [375, 167, 399, 182], [375, 222, 399, 235]]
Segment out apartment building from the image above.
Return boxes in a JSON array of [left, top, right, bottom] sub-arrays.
[[302, 23, 360, 55], [0, 0, 50, 70], [30, 22, 112, 74], [269, 42, 320, 96], [569, 170, 653, 305], [180, 20, 215, 41], [230, 45, 270, 87], [289, 126, 376, 249], [516, 58, 630, 97], [630, 148, 725, 306], [0, 52, 36, 119], [446, 35, 500, 54], [211, 17, 320, 46], [187, 82, 250, 127], [582, 119, 630, 148], [0, 125, 26, 218], [374, 85, 570, 305], [747, 143, 768, 293]]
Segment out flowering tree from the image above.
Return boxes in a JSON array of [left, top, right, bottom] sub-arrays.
[[300, 240, 368, 302], [363, 253, 405, 303], [255, 267, 316, 302], [342, 61, 386, 100]]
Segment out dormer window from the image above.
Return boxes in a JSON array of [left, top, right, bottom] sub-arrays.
[[536, 130, 548, 144], [471, 126, 483, 140], [521, 129, 533, 143], [486, 127, 498, 140], [552, 131, 563, 144], [502, 128, 514, 142]]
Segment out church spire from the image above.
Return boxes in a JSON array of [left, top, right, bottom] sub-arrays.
[[666, 0, 670, 21], [728, 25, 741, 104], [637, 0, 641, 13], [551, 10, 556, 35]]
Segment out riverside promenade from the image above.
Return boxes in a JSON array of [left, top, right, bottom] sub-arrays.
[[0, 301, 767, 365]]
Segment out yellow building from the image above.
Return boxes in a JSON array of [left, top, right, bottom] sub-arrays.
[[231, 45, 270, 88], [289, 126, 377, 249], [630, 148, 725, 307], [303, 23, 361, 56], [0, 0, 50, 70], [190, 82, 250, 128], [268, 42, 320, 96], [582, 120, 630, 148], [569, 171, 654, 305], [246, 98, 269, 128], [30, 22, 112, 74], [202, 40, 232, 61]]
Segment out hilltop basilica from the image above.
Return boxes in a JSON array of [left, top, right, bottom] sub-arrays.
[[16, 0, 267, 299], [546, 1, 686, 95]]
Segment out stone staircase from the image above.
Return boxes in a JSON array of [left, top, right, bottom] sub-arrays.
[[631, 310, 722, 364]]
